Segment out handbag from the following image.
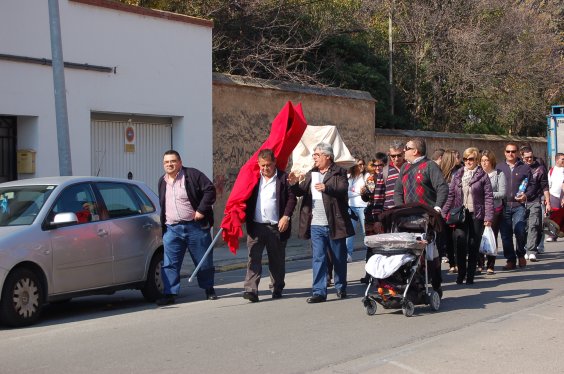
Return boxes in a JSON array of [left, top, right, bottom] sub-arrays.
[[446, 206, 466, 225]]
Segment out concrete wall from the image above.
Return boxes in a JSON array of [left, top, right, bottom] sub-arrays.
[[0, 0, 213, 179]]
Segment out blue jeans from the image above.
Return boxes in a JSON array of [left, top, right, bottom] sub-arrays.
[[162, 221, 214, 295], [311, 225, 347, 297], [500, 204, 527, 262], [346, 206, 366, 255]]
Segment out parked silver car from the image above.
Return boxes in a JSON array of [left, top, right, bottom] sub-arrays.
[[0, 177, 164, 327]]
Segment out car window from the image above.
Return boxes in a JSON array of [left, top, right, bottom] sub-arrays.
[[50, 183, 100, 224], [0, 185, 55, 226], [129, 185, 156, 214], [96, 182, 142, 218]]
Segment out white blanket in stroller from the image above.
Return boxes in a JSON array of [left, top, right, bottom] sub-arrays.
[[365, 253, 416, 279]]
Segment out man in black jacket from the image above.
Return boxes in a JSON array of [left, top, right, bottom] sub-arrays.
[[157, 150, 217, 305], [242, 149, 297, 302]]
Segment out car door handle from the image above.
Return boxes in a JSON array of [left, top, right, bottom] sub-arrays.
[[143, 223, 153, 230], [97, 228, 109, 237]]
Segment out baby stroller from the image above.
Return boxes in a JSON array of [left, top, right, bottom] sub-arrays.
[[361, 204, 442, 317]]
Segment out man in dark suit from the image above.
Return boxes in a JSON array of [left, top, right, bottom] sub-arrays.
[[242, 149, 297, 302]]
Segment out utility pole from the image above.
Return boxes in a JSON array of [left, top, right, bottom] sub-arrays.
[[48, 0, 73, 176], [388, 0, 394, 120]]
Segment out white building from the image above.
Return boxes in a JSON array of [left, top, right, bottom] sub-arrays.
[[0, 0, 213, 192]]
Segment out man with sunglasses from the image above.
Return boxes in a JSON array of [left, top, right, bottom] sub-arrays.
[[383, 140, 406, 211], [394, 137, 448, 295], [497, 142, 535, 270]]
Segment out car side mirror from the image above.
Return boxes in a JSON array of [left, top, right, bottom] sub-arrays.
[[50, 212, 79, 228]]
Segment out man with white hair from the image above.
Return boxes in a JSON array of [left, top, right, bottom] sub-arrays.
[[288, 142, 354, 303]]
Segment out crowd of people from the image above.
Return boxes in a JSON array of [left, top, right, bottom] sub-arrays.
[[154, 139, 564, 306]]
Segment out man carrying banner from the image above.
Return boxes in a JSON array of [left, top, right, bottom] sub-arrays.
[[242, 149, 297, 302], [288, 142, 354, 303]]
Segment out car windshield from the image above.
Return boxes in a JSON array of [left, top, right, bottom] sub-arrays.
[[0, 185, 56, 226]]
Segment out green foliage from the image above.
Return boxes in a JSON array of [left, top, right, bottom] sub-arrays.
[[116, 0, 562, 136]]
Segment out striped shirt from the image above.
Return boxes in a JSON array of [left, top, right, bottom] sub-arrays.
[[383, 164, 401, 210]]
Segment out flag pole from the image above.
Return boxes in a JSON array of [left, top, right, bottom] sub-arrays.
[[189, 227, 224, 282]]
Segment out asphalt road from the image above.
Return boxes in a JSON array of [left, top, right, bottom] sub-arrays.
[[1, 242, 563, 374]]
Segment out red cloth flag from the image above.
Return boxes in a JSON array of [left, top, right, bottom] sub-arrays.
[[220, 101, 307, 253]]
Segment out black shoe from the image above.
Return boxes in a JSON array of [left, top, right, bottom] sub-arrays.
[[336, 290, 347, 299], [205, 287, 218, 300], [359, 277, 370, 284], [156, 294, 176, 306], [306, 295, 326, 304], [243, 291, 259, 302], [271, 291, 282, 299], [466, 279, 474, 285]]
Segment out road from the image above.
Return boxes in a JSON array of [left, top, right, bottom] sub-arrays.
[[1, 242, 563, 374]]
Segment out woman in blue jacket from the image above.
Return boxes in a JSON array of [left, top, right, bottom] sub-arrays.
[[442, 147, 494, 285]]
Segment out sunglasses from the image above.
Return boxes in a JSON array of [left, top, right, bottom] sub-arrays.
[[463, 157, 475, 162], [404, 146, 415, 151], [505, 150, 517, 154], [389, 153, 403, 158], [372, 163, 385, 168]]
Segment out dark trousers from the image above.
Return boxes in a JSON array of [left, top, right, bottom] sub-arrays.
[[244, 223, 287, 294], [454, 211, 484, 283]]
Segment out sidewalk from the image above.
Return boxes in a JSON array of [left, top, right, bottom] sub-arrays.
[[179, 233, 366, 277]]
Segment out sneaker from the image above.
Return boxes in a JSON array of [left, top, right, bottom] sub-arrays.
[[524, 254, 529, 260], [486, 268, 495, 275], [546, 237, 556, 242], [347, 254, 353, 263], [528, 253, 537, 262]]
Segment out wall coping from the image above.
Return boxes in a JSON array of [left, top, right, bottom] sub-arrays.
[[377, 128, 546, 143], [213, 73, 375, 102], [70, 0, 213, 28]]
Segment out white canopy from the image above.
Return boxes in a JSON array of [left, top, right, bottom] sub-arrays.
[[291, 125, 356, 174]]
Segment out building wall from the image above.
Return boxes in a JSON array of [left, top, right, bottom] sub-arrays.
[[0, 0, 213, 180]]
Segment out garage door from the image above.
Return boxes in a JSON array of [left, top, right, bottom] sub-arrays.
[[91, 117, 172, 193]]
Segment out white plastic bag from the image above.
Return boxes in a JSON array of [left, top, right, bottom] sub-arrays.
[[479, 226, 497, 255]]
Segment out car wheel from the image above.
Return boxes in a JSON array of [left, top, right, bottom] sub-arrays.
[[0, 268, 45, 327], [141, 251, 164, 302]]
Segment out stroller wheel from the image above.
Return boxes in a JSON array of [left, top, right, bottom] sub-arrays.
[[402, 300, 415, 317], [429, 290, 441, 311], [365, 298, 377, 316]]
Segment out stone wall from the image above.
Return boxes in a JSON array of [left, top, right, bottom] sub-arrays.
[[212, 73, 376, 229], [211, 73, 547, 241]]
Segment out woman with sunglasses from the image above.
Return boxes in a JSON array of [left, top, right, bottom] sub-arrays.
[[442, 147, 494, 285]]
